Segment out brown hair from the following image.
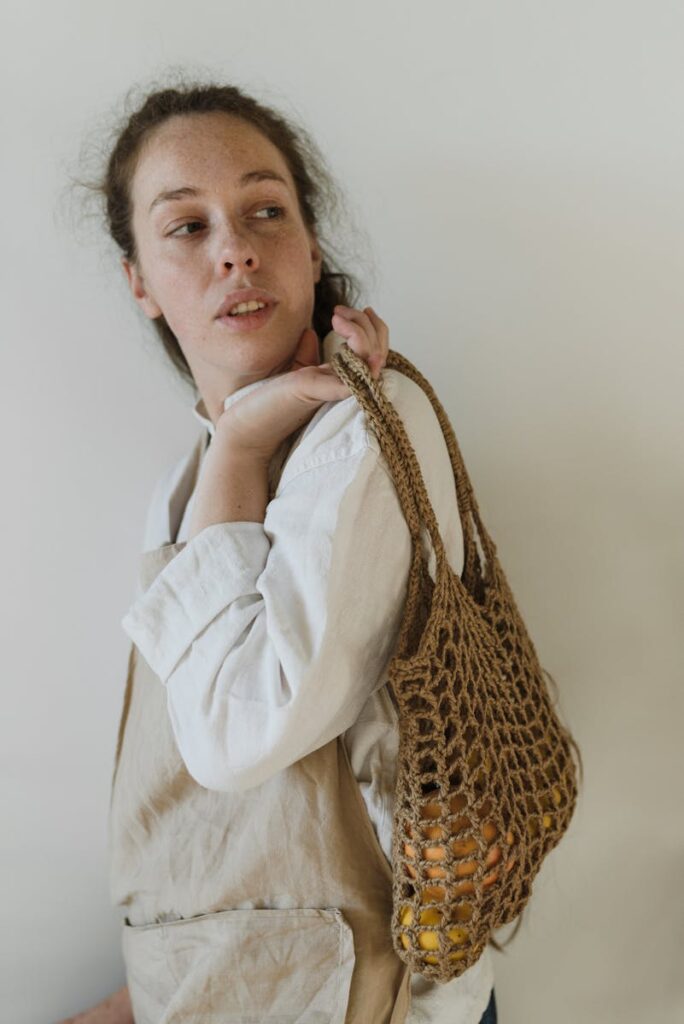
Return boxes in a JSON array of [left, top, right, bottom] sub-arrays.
[[76, 74, 364, 394]]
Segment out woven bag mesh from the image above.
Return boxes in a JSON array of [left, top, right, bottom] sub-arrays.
[[330, 344, 580, 983]]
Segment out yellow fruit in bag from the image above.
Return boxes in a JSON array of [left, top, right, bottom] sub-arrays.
[[399, 905, 470, 953], [403, 782, 516, 885]]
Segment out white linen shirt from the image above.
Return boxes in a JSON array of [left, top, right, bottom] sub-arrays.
[[120, 330, 494, 1023]]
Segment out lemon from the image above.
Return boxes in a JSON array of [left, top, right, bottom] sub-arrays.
[[399, 904, 470, 953], [404, 789, 518, 891], [417, 906, 442, 950], [399, 905, 413, 949], [452, 902, 474, 922], [422, 949, 468, 964], [482, 820, 498, 843], [421, 884, 447, 903], [419, 932, 440, 951], [452, 836, 479, 858]]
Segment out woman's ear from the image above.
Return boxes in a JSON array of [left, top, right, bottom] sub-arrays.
[[121, 256, 163, 319]]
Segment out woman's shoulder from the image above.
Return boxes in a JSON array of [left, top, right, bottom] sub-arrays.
[[381, 364, 450, 448], [376, 364, 463, 521], [280, 359, 464, 560], [282, 360, 457, 485]]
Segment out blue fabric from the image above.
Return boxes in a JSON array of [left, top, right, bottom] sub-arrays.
[[478, 987, 497, 1023]]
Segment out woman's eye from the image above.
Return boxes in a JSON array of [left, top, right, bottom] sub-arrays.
[[253, 205, 285, 220], [170, 221, 203, 237], [169, 207, 284, 236]]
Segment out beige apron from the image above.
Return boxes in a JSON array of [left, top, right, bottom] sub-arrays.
[[109, 430, 412, 1023]]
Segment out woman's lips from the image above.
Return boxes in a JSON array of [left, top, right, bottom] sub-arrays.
[[216, 303, 276, 332]]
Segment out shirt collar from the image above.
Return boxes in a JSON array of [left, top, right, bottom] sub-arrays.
[[191, 328, 347, 436]]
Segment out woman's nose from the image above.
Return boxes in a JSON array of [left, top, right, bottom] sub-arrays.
[[215, 224, 260, 273]]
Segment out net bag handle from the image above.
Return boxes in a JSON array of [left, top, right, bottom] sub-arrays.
[[330, 343, 496, 587]]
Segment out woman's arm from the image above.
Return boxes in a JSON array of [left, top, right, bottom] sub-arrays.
[[120, 316, 463, 794], [185, 435, 271, 535], [56, 985, 133, 1024], [121, 433, 417, 792]]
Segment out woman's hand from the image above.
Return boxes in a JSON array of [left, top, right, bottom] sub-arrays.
[[330, 304, 388, 382], [217, 305, 389, 462]]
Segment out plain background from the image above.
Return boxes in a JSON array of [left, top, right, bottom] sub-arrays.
[[2, 2, 683, 1022]]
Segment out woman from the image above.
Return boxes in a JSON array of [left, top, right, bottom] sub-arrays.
[[62, 81, 498, 1024]]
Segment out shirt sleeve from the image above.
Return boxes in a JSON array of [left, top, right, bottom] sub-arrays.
[[120, 443, 414, 793]]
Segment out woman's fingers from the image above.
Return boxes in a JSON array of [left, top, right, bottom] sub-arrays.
[[365, 307, 389, 374], [332, 304, 387, 379], [332, 306, 376, 363]]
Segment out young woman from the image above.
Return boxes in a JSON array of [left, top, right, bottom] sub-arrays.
[[62, 81, 498, 1024]]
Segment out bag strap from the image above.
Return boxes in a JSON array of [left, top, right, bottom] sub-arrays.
[[330, 344, 498, 580]]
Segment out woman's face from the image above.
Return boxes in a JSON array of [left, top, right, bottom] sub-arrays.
[[122, 112, 322, 417]]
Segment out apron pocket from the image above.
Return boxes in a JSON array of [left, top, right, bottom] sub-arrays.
[[122, 906, 356, 1024]]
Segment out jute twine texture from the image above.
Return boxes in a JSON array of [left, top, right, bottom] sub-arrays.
[[330, 344, 580, 983]]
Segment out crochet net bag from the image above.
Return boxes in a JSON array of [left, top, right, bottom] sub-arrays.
[[330, 343, 580, 983]]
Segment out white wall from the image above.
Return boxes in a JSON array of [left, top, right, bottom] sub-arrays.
[[3, 2, 682, 1021]]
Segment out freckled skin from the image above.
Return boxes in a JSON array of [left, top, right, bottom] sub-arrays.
[[121, 111, 323, 427]]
